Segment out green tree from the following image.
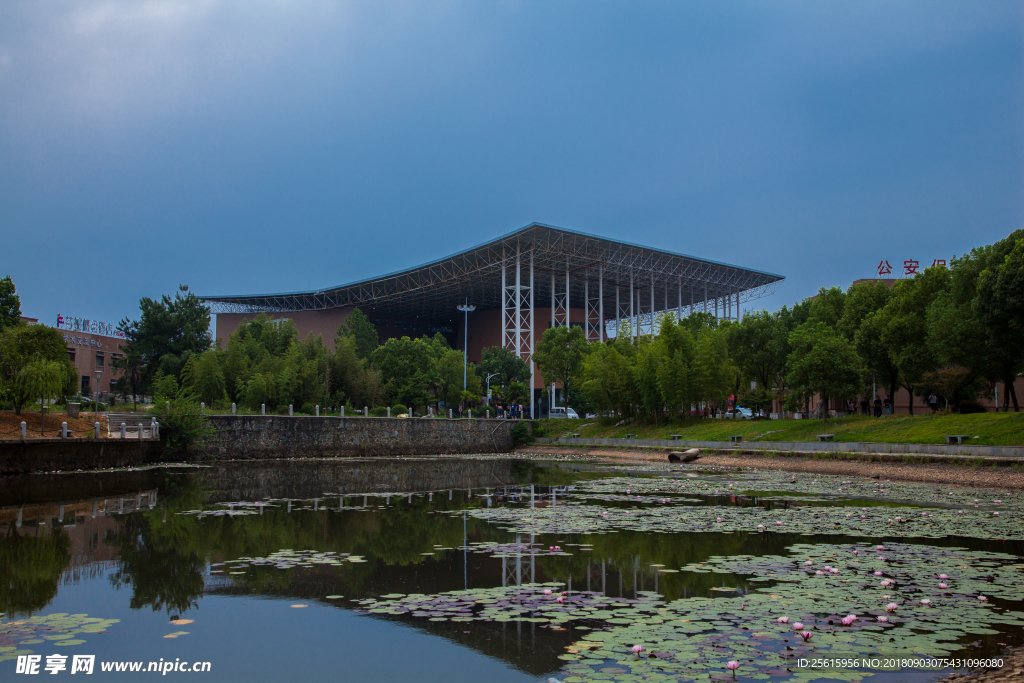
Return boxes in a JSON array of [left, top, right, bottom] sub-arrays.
[[0, 276, 21, 331], [118, 285, 212, 393], [787, 322, 865, 422], [533, 324, 590, 410], [190, 350, 227, 405], [479, 346, 531, 389], [0, 323, 76, 414], [877, 266, 950, 415], [975, 230, 1024, 411], [337, 308, 379, 360]]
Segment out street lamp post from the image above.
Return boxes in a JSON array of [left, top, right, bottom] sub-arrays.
[[456, 301, 476, 392], [94, 369, 103, 425], [485, 372, 499, 405]]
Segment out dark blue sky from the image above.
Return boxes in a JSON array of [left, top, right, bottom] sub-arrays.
[[2, 1, 1021, 330]]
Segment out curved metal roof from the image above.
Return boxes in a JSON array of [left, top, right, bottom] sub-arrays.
[[200, 222, 784, 319]]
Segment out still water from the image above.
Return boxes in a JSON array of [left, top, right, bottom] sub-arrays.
[[1, 458, 1021, 682]]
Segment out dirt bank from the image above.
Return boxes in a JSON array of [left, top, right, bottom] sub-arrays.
[[518, 446, 1024, 489], [0, 410, 111, 439]]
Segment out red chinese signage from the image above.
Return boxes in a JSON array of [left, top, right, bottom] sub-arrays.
[[875, 258, 949, 278]]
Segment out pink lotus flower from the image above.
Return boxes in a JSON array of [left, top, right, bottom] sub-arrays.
[[874, 571, 883, 576], [716, 517, 722, 522], [995, 500, 1002, 504], [978, 595, 988, 602], [543, 589, 552, 595], [792, 622, 804, 630], [994, 512, 1000, 516], [885, 603, 898, 612], [840, 614, 857, 626], [800, 631, 813, 641], [920, 599, 931, 606], [877, 616, 889, 623], [632, 644, 643, 657], [957, 511, 964, 514], [887, 519, 893, 523], [860, 515, 866, 519], [861, 508, 867, 511], [804, 561, 813, 566], [938, 574, 948, 579], [829, 568, 840, 574], [556, 596, 565, 603], [939, 583, 948, 589], [777, 616, 789, 623], [880, 579, 892, 587], [726, 660, 740, 674], [878, 557, 886, 561], [876, 545, 884, 551], [776, 521, 783, 526], [853, 550, 859, 555], [815, 570, 824, 576], [561, 591, 568, 596]]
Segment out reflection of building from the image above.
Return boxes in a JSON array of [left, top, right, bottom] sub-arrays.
[[0, 489, 158, 582], [202, 223, 784, 416], [23, 314, 128, 397]]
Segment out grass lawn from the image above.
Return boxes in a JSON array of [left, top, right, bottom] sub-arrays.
[[533, 412, 1024, 446]]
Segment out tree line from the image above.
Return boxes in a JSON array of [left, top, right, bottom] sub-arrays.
[[0, 229, 1020, 418]]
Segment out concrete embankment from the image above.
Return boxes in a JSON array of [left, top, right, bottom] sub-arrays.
[[203, 415, 514, 459], [0, 416, 515, 474]]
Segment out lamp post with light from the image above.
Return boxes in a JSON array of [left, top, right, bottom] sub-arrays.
[[456, 301, 476, 393], [94, 369, 103, 425]]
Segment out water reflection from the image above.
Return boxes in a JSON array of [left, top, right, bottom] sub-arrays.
[[1, 458, 1021, 680]]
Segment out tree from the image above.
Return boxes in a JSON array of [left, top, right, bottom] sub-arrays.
[[0, 323, 76, 414], [337, 308, 379, 360], [0, 276, 21, 331], [479, 346, 531, 389], [877, 266, 950, 415], [190, 350, 227, 405], [532, 325, 590, 410], [787, 322, 865, 422], [118, 285, 213, 393], [975, 230, 1024, 411]]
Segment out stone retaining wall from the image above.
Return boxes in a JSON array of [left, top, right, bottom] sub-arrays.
[[0, 439, 163, 475], [202, 416, 514, 459]]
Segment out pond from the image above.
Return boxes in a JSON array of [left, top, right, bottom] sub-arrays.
[[1, 457, 1022, 682]]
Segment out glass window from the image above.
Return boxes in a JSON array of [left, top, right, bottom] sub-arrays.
[[95, 353, 104, 367]]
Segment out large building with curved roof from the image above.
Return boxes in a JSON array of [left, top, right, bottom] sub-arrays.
[[201, 222, 784, 415]]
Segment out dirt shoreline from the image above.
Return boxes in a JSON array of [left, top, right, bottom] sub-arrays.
[[519, 445, 1024, 489]]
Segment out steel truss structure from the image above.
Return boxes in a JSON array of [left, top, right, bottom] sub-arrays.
[[201, 223, 784, 413]]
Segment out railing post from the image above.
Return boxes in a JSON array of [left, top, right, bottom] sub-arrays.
[[94, 422, 100, 439], [387, 407, 391, 418], [289, 404, 293, 416], [341, 406, 344, 417], [231, 403, 236, 415], [262, 404, 266, 416], [138, 423, 144, 440], [61, 422, 68, 439], [315, 405, 319, 417], [120, 422, 126, 439], [20, 421, 26, 438], [364, 406, 368, 417]]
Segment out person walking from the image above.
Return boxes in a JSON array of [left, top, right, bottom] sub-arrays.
[[873, 397, 882, 418], [928, 392, 938, 413], [860, 398, 869, 416]]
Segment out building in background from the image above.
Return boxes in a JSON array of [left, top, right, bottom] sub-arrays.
[[202, 222, 785, 417], [53, 314, 127, 399]]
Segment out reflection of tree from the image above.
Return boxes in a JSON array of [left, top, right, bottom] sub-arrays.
[[0, 525, 70, 615], [107, 476, 209, 615]]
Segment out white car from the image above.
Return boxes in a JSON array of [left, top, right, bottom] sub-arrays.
[[549, 407, 579, 419]]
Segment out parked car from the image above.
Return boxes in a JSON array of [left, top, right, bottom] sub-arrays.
[[727, 406, 753, 419], [549, 406, 580, 419]]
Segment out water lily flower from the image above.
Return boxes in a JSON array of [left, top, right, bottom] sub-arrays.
[[853, 550, 859, 555], [792, 622, 804, 630], [776, 521, 783, 526], [829, 568, 840, 574], [556, 596, 565, 603], [938, 574, 948, 579], [815, 570, 824, 576], [880, 579, 892, 587], [632, 644, 643, 657], [543, 589, 552, 595], [860, 515, 866, 519], [995, 500, 1002, 504], [978, 595, 988, 602], [726, 660, 740, 675], [874, 571, 883, 576], [887, 519, 893, 523], [561, 591, 568, 595], [885, 603, 898, 612], [877, 616, 889, 623], [716, 517, 722, 522], [840, 614, 857, 626], [994, 512, 1000, 516], [878, 557, 886, 561], [800, 631, 813, 641], [939, 583, 948, 589], [804, 561, 813, 566], [957, 511, 964, 515], [777, 616, 789, 623], [920, 599, 931, 606], [876, 545, 884, 551]]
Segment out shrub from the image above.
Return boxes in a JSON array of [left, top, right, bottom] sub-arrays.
[[300, 402, 316, 415], [511, 421, 533, 447], [370, 406, 389, 417], [391, 403, 408, 416], [152, 398, 213, 455], [958, 400, 989, 414]]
